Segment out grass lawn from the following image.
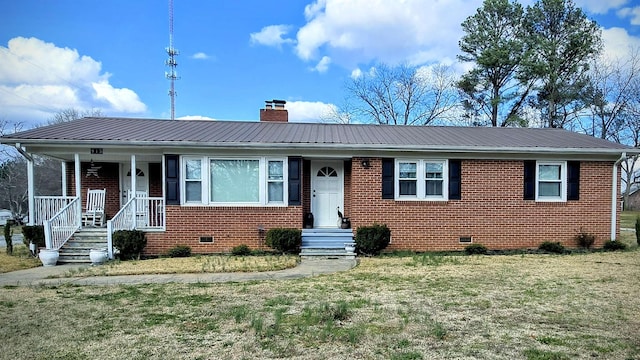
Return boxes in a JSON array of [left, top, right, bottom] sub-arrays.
[[0, 245, 40, 273], [1, 250, 638, 360], [620, 210, 640, 229]]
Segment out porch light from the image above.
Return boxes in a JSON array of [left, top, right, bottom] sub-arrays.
[[360, 159, 371, 169]]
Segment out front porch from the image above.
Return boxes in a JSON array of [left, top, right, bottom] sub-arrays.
[[28, 154, 166, 261]]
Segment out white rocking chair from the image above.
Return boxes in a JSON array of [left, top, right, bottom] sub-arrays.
[[82, 188, 106, 227]]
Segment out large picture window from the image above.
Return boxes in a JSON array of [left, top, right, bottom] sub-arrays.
[[395, 159, 448, 200], [181, 157, 286, 205]]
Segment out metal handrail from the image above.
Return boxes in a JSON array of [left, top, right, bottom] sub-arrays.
[[43, 197, 80, 250]]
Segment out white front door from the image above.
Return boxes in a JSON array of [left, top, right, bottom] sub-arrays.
[[121, 162, 149, 206], [311, 161, 344, 228]]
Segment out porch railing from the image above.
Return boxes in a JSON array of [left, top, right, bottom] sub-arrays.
[[44, 197, 81, 250], [34, 196, 75, 226], [107, 196, 164, 259]]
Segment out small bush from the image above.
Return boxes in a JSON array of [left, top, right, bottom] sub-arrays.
[[464, 243, 487, 255], [22, 225, 45, 248], [635, 217, 640, 246], [538, 241, 565, 254], [167, 245, 191, 258], [231, 244, 252, 256], [575, 228, 595, 249], [4, 221, 12, 255], [355, 224, 391, 256], [265, 228, 301, 254], [603, 240, 627, 251], [112, 230, 147, 260]]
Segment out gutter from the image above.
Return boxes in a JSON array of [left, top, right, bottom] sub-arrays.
[[14, 142, 33, 161], [611, 152, 627, 241]]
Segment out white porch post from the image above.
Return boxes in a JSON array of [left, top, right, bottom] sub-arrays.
[[131, 155, 137, 228], [75, 154, 82, 228], [27, 157, 34, 226], [61, 161, 67, 197]]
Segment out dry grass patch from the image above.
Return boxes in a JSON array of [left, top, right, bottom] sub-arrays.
[[57, 254, 299, 277], [0, 245, 40, 273], [1, 251, 638, 359]]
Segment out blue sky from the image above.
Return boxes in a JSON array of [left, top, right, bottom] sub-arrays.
[[1, 0, 640, 128]]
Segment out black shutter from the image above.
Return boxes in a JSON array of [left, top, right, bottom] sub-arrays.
[[288, 157, 302, 206], [567, 161, 580, 201], [523, 160, 536, 200], [165, 155, 180, 205], [382, 158, 394, 199], [448, 160, 462, 200]]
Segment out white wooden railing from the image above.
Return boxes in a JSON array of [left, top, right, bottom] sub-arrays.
[[44, 197, 81, 250], [107, 196, 164, 259], [34, 196, 75, 225]]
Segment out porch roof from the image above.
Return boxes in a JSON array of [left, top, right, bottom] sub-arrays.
[[0, 116, 633, 156]]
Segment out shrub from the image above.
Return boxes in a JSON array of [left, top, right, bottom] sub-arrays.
[[575, 228, 595, 249], [265, 228, 301, 254], [112, 230, 147, 260], [167, 245, 191, 258], [4, 221, 12, 255], [636, 217, 640, 246], [231, 244, 252, 256], [22, 225, 45, 248], [355, 224, 391, 256], [603, 240, 627, 251], [464, 243, 487, 255], [538, 241, 565, 254]]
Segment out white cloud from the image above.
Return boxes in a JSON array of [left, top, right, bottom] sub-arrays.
[[92, 81, 146, 113], [249, 25, 295, 47], [575, 0, 629, 14], [0, 37, 146, 126], [312, 56, 331, 72], [177, 115, 216, 120], [191, 52, 210, 60], [350, 68, 363, 79], [618, 6, 640, 25], [601, 27, 640, 61], [294, 0, 479, 66], [286, 100, 336, 122]]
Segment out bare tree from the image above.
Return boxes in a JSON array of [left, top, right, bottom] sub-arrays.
[[583, 49, 640, 139], [48, 108, 102, 125], [334, 63, 460, 125]]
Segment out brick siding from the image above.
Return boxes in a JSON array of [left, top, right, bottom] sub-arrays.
[[350, 157, 618, 251], [66, 157, 619, 255]]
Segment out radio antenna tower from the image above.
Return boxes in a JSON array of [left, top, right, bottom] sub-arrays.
[[166, 0, 179, 120]]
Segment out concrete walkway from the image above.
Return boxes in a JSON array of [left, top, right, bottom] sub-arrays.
[[0, 258, 358, 287]]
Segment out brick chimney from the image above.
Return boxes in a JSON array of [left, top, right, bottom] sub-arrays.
[[260, 99, 288, 122]]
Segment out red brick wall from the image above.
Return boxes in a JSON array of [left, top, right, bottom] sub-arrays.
[[145, 206, 302, 255], [66, 162, 120, 219], [350, 157, 617, 251]]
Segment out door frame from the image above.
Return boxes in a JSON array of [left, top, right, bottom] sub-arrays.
[[120, 162, 149, 207], [310, 160, 344, 228]]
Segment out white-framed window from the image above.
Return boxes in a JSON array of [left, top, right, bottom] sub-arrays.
[[536, 161, 566, 202], [184, 158, 202, 203], [395, 159, 448, 200], [180, 156, 287, 206]]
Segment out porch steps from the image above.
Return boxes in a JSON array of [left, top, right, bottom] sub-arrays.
[[300, 228, 356, 259], [58, 228, 108, 264]]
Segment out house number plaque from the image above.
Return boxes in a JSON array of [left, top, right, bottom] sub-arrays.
[[90, 148, 103, 154]]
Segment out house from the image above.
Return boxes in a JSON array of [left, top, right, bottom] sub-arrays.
[[0, 100, 634, 258]]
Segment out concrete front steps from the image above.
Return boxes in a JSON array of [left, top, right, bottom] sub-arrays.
[[300, 228, 356, 259], [58, 228, 108, 264]]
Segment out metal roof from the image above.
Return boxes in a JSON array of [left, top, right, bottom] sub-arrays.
[[0, 117, 631, 153]]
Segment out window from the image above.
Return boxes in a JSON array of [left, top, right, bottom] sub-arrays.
[[184, 158, 202, 203], [536, 161, 566, 201], [267, 160, 284, 203], [396, 159, 448, 200], [181, 156, 287, 206]]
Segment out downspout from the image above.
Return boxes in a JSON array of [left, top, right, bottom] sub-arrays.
[[611, 152, 627, 241], [14, 143, 34, 225]]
